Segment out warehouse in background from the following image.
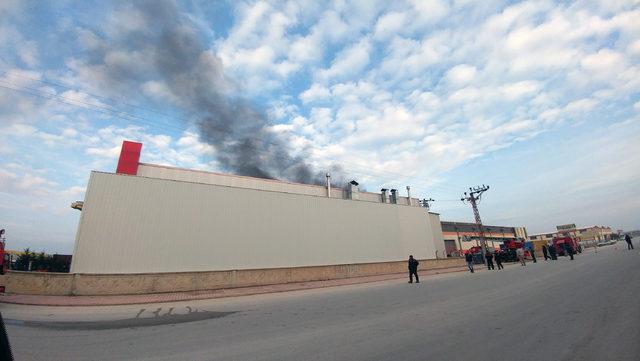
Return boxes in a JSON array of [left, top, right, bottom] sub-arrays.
[[70, 141, 447, 274], [529, 224, 613, 247], [440, 221, 529, 256]]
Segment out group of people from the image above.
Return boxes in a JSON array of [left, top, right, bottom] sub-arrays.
[[464, 249, 508, 273], [464, 244, 561, 273], [540, 242, 577, 260], [409, 234, 634, 283]]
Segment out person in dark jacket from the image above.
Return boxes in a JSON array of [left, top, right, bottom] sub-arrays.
[[408, 255, 419, 283], [549, 244, 557, 260], [485, 250, 495, 270], [542, 245, 550, 260], [566, 244, 575, 260], [625, 234, 634, 250], [495, 250, 504, 270], [465, 252, 474, 273]]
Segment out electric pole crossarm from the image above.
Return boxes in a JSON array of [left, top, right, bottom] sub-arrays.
[[461, 185, 490, 264]]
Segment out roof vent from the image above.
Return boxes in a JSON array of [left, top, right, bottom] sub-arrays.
[[347, 180, 359, 200]]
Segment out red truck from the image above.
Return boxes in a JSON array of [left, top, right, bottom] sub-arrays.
[[553, 236, 579, 256]]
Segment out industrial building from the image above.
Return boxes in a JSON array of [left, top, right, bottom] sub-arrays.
[[529, 224, 613, 245], [440, 221, 529, 256], [70, 141, 447, 274]]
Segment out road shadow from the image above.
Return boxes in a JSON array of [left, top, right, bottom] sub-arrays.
[[5, 309, 237, 330]]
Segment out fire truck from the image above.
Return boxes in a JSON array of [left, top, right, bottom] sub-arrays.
[[552, 235, 580, 256], [497, 239, 527, 262], [467, 240, 529, 263]]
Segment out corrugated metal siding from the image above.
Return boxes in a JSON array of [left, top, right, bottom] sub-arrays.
[[137, 164, 419, 206], [71, 172, 438, 274], [428, 213, 447, 256]]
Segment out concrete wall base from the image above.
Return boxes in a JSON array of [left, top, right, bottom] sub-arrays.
[[4, 258, 464, 296]]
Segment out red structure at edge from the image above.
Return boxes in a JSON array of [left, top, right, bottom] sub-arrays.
[[116, 141, 142, 175]]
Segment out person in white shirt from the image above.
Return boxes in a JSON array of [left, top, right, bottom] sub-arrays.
[[516, 247, 526, 266]]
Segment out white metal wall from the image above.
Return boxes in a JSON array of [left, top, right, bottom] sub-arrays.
[[427, 213, 447, 257], [71, 172, 439, 274], [137, 163, 416, 205]]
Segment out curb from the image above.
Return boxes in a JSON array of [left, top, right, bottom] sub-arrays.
[[0, 266, 467, 307]]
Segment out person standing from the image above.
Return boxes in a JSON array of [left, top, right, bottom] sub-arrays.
[[485, 250, 495, 270], [549, 244, 558, 260], [517, 247, 526, 266], [495, 250, 504, 270], [566, 244, 575, 260], [530, 247, 537, 263], [625, 234, 634, 250], [542, 245, 550, 260], [465, 252, 474, 273], [408, 255, 420, 283]]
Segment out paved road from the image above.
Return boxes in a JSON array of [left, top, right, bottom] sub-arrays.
[[2, 246, 638, 361]]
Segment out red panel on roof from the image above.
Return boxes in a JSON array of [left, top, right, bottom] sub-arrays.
[[116, 141, 142, 175]]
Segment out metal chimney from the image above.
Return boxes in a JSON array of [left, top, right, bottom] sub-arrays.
[[380, 188, 388, 203], [390, 189, 398, 204], [406, 186, 412, 205], [326, 173, 331, 197], [347, 180, 359, 200]]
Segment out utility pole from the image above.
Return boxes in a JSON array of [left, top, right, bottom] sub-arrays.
[[461, 185, 490, 264]]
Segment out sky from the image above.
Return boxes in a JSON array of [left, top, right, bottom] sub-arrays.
[[0, 0, 639, 254]]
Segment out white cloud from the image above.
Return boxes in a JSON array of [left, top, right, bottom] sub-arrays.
[[0, 170, 57, 197], [378, 33, 448, 79], [499, 80, 541, 100], [445, 64, 477, 86], [176, 131, 215, 156], [374, 11, 407, 40], [300, 83, 331, 103], [564, 98, 598, 113], [17, 40, 38, 67], [267, 99, 298, 120], [141, 80, 180, 104], [289, 34, 323, 63], [61, 128, 78, 137], [580, 48, 627, 79], [629, 40, 640, 56], [410, 0, 449, 24], [317, 38, 371, 82], [86, 144, 121, 158]]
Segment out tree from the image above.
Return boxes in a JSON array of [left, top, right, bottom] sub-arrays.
[[33, 251, 52, 271], [14, 248, 35, 271]]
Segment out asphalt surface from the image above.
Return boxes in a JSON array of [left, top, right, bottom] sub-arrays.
[[2, 245, 638, 361]]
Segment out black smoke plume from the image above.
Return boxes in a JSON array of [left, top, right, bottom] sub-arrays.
[[86, 0, 344, 185]]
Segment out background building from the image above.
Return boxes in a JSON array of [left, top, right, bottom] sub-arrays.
[[70, 141, 446, 274], [529, 224, 613, 245], [440, 221, 528, 255]]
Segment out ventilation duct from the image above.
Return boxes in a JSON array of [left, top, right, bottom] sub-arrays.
[[347, 180, 359, 200]]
